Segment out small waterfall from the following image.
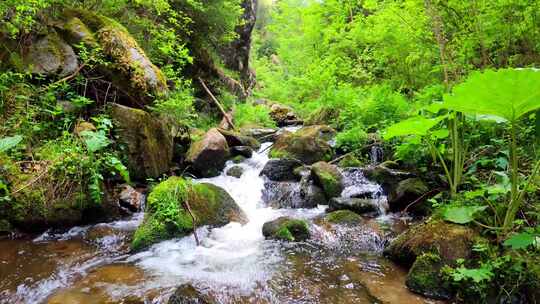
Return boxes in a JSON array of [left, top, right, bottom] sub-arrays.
[[369, 145, 384, 165]]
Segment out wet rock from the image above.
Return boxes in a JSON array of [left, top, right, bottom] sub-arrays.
[[270, 125, 336, 164], [262, 217, 310, 242], [241, 128, 277, 142], [132, 177, 247, 250], [269, 103, 302, 126], [226, 166, 244, 178], [260, 159, 303, 181], [186, 128, 230, 178], [111, 103, 173, 180], [231, 155, 246, 164], [323, 210, 364, 226], [217, 128, 260, 150], [118, 185, 144, 212], [405, 253, 452, 300], [168, 284, 216, 304], [390, 178, 429, 213], [230, 146, 253, 158], [311, 161, 344, 199], [26, 32, 78, 76], [299, 180, 327, 208], [66, 9, 168, 105], [384, 218, 480, 266], [73, 121, 96, 136], [328, 197, 382, 216]]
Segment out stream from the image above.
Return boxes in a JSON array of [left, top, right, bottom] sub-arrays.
[[0, 140, 441, 304]]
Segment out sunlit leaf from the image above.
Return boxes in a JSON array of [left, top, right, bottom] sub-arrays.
[[442, 205, 487, 224], [443, 69, 540, 122], [80, 131, 110, 153], [503, 232, 536, 250], [383, 115, 446, 140], [0, 135, 23, 153]]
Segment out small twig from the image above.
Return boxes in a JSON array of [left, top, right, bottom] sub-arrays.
[[198, 77, 236, 130], [401, 188, 442, 214], [41, 64, 87, 91], [11, 161, 54, 195], [183, 196, 200, 246]]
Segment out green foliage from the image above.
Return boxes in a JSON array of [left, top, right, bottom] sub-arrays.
[[441, 205, 487, 225], [504, 228, 540, 250], [0, 135, 23, 153], [233, 103, 276, 128]]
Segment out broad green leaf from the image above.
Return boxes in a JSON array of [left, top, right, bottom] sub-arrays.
[[80, 131, 110, 153], [443, 69, 540, 122], [452, 266, 493, 283], [0, 135, 23, 153], [431, 129, 449, 139], [503, 232, 536, 250], [383, 115, 446, 140], [442, 205, 487, 224]]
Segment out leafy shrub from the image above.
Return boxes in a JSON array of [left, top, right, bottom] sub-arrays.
[[234, 103, 276, 128]]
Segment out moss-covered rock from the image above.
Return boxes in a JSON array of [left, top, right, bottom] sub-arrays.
[[186, 128, 230, 178], [324, 210, 364, 225], [64, 9, 168, 105], [384, 218, 480, 266], [270, 125, 336, 164], [110, 103, 173, 180], [217, 128, 260, 150], [328, 197, 382, 216], [260, 159, 303, 181], [132, 177, 247, 250], [391, 178, 429, 213], [405, 253, 452, 300], [338, 154, 363, 168], [25, 31, 78, 76], [311, 161, 343, 199], [262, 217, 310, 242], [269, 103, 301, 126], [226, 166, 244, 178], [61, 17, 97, 46]]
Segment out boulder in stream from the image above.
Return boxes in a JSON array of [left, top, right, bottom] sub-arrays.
[[186, 128, 230, 178], [323, 210, 364, 226], [131, 177, 246, 250], [405, 253, 452, 300], [269, 103, 302, 126], [226, 166, 244, 178], [311, 161, 343, 199], [328, 197, 382, 217], [260, 159, 303, 181], [230, 146, 253, 158], [217, 128, 260, 150], [262, 216, 310, 242], [270, 125, 335, 164]]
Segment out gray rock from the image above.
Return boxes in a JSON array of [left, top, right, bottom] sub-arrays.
[[118, 185, 144, 212], [260, 159, 303, 181], [26, 33, 78, 76], [186, 128, 230, 178], [231, 146, 253, 158], [168, 284, 215, 304], [329, 197, 382, 216], [226, 166, 244, 178]]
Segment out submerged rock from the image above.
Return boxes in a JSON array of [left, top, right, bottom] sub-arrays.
[[405, 253, 452, 300], [270, 125, 335, 164], [328, 197, 382, 216], [168, 284, 216, 304], [186, 128, 230, 178], [131, 177, 246, 250], [226, 166, 244, 178], [111, 103, 173, 180], [260, 159, 303, 181], [311, 161, 343, 199], [262, 217, 310, 242]]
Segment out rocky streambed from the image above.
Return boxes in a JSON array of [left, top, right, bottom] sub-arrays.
[[0, 128, 443, 304]]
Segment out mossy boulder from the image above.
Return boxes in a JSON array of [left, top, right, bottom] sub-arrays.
[[270, 125, 336, 164], [64, 9, 168, 105], [61, 17, 97, 46], [384, 219, 480, 266], [131, 177, 247, 250], [338, 154, 363, 168], [405, 253, 452, 300], [110, 103, 173, 180], [262, 216, 310, 242], [25, 31, 78, 76], [186, 128, 230, 178], [168, 284, 216, 304], [328, 197, 382, 216], [269, 103, 301, 126], [226, 166, 244, 178], [324, 210, 364, 226], [217, 128, 260, 150], [390, 178, 429, 213], [230, 146, 253, 158], [311, 161, 343, 199]]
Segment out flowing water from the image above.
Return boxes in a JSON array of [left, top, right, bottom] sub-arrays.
[[0, 142, 441, 304]]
